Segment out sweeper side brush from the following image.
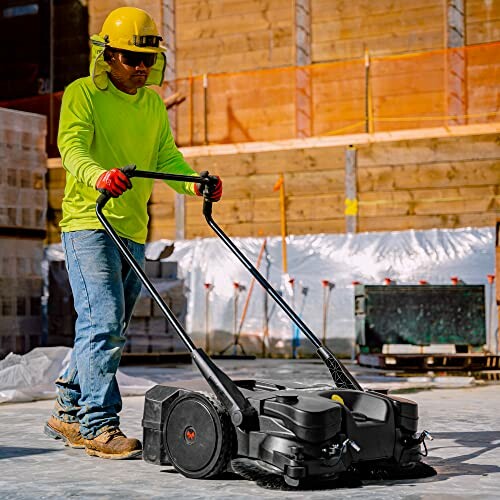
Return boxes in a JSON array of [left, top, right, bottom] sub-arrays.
[[96, 167, 434, 488]]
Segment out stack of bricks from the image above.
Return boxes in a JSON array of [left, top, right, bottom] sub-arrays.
[[0, 108, 47, 357], [46, 258, 188, 355], [125, 260, 188, 354]]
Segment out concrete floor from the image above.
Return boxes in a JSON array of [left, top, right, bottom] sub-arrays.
[[1, 358, 499, 499]]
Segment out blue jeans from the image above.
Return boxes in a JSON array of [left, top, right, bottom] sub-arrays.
[[53, 229, 144, 439]]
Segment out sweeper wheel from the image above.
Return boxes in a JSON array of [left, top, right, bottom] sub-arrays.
[[164, 391, 234, 479]]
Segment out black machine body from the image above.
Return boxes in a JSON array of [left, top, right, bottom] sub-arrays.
[[96, 167, 431, 488], [141, 378, 424, 486]]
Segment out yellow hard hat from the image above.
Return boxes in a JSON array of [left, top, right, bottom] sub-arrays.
[[99, 7, 166, 53]]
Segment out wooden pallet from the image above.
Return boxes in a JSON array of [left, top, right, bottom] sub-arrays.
[[358, 352, 500, 371]]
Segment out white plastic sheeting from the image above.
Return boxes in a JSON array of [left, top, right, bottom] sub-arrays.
[[46, 227, 496, 352], [0, 347, 155, 404], [149, 227, 496, 348]]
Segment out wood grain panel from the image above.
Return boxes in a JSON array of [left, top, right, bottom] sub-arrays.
[[177, 47, 293, 76], [176, 28, 293, 60], [186, 146, 346, 176], [356, 135, 500, 166], [466, 0, 500, 44], [177, 8, 291, 40], [177, 0, 291, 22], [359, 186, 499, 217], [311, 0, 440, 22], [358, 212, 497, 233], [312, 7, 443, 43], [312, 30, 443, 62], [358, 160, 500, 191]]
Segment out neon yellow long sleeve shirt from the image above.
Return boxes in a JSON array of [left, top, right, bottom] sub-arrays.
[[58, 76, 197, 244]]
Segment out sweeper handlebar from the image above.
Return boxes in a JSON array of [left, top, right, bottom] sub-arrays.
[[95, 166, 361, 392], [95, 166, 255, 429], [96, 164, 218, 217]]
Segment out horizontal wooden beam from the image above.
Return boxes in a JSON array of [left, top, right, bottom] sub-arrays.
[[174, 123, 500, 159]]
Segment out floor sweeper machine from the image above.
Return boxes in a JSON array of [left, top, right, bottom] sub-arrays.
[[96, 167, 433, 487]]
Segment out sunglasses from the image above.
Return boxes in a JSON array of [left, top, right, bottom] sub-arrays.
[[116, 50, 158, 68]]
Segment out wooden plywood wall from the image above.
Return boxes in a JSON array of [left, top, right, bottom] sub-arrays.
[[85, 0, 498, 145], [151, 126, 500, 240], [87, 0, 499, 73], [171, 41, 499, 146], [467, 0, 500, 45], [46, 125, 499, 244], [311, 0, 446, 63], [176, 0, 294, 76], [354, 132, 500, 232], [466, 42, 500, 123]]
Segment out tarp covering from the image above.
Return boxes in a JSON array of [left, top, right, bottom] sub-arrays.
[[0, 347, 155, 404], [46, 227, 496, 354], [151, 227, 496, 349]]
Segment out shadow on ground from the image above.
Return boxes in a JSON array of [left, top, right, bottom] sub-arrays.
[[0, 446, 61, 460], [425, 431, 500, 482]]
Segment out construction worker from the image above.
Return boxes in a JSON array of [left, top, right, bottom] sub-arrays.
[[44, 7, 222, 459]]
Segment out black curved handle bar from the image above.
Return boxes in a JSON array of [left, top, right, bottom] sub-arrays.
[[95, 165, 361, 392]]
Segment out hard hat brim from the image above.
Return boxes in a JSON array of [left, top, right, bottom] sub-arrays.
[[91, 34, 166, 53]]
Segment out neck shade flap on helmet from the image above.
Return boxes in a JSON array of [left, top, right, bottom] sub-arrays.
[[89, 34, 166, 90]]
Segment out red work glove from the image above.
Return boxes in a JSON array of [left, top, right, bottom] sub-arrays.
[[194, 173, 223, 202], [95, 168, 132, 198]]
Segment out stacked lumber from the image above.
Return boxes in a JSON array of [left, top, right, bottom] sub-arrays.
[[175, 125, 500, 238], [356, 133, 500, 232], [467, 42, 500, 124], [0, 108, 47, 356]]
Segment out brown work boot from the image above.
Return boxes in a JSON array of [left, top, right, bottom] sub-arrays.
[[84, 427, 142, 460], [44, 415, 85, 449]]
